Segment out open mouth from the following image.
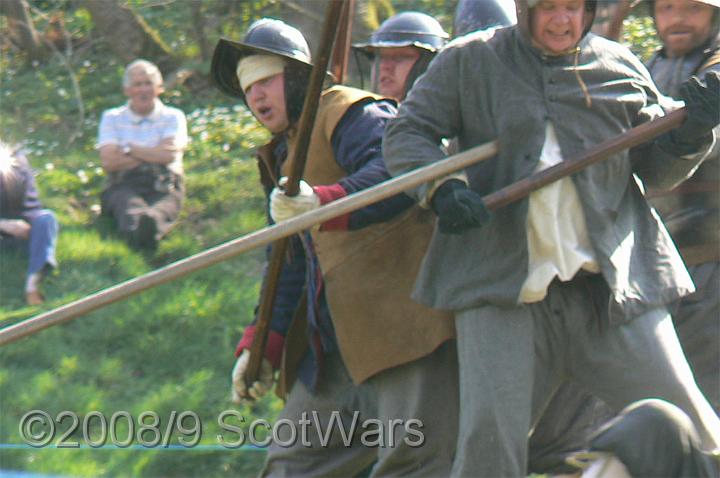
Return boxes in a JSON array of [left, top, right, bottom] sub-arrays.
[[547, 30, 571, 40]]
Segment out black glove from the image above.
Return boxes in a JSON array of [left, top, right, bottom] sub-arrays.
[[671, 71, 720, 147], [431, 179, 489, 234]]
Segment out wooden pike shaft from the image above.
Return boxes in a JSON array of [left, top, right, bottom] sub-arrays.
[[330, 0, 355, 85], [245, 0, 347, 387], [0, 107, 688, 346], [0, 141, 498, 346], [483, 108, 686, 210]]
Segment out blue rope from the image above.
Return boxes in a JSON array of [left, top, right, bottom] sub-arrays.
[[0, 443, 266, 451]]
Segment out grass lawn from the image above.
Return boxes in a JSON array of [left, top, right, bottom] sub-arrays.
[[0, 105, 287, 476]]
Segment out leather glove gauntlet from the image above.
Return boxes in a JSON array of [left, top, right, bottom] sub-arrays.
[[270, 177, 320, 223], [231, 349, 274, 403], [667, 71, 720, 151], [431, 179, 489, 234]]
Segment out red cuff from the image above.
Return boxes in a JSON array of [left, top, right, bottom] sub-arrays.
[[235, 326, 285, 369], [313, 184, 350, 231]]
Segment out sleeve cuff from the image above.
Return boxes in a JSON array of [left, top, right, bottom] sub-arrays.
[[95, 140, 120, 150], [658, 130, 715, 159], [420, 172, 469, 208], [235, 325, 285, 369], [313, 183, 350, 231]]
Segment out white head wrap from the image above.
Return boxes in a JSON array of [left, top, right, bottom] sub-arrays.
[[237, 55, 287, 93]]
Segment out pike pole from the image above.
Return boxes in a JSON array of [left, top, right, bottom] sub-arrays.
[[245, 0, 348, 392], [0, 108, 687, 347]]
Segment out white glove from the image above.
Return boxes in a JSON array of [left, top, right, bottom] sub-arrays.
[[231, 349, 274, 403], [581, 454, 631, 478], [566, 452, 632, 478], [270, 177, 320, 223], [0, 219, 30, 240]]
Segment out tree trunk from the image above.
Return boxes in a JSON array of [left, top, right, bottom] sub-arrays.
[[605, 0, 634, 42], [1, 0, 44, 62], [280, 1, 369, 63], [84, 0, 180, 75], [279, 0, 325, 52], [189, 0, 211, 62]]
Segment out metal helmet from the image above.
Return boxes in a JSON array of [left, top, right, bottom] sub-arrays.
[[211, 18, 312, 99], [648, 0, 720, 12], [354, 12, 449, 55], [453, 0, 517, 37]]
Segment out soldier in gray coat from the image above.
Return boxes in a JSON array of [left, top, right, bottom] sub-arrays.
[[383, 0, 720, 475], [646, 0, 720, 414]]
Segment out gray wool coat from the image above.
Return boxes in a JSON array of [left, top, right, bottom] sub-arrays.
[[382, 26, 715, 321]]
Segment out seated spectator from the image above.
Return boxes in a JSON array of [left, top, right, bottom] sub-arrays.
[[97, 59, 188, 250], [0, 141, 58, 305]]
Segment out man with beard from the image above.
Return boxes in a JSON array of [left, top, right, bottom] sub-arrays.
[[383, 0, 720, 475], [646, 0, 720, 414]]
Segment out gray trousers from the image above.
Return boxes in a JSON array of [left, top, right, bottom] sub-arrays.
[[671, 261, 720, 413], [262, 341, 458, 477], [527, 382, 614, 475], [101, 174, 183, 246], [527, 261, 720, 475], [451, 275, 720, 477]]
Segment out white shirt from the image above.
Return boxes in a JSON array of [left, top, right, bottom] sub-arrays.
[[97, 99, 188, 176], [520, 123, 600, 303]]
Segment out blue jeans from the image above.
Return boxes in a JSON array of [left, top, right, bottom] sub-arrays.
[[2, 210, 58, 277], [28, 210, 58, 276]]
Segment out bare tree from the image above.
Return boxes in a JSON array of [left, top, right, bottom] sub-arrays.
[[84, 0, 180, 75], [272, 0, 323, 52], [190, 1, 211, 62], [1, 0, 44, 62], [276, 1, 372, 58]]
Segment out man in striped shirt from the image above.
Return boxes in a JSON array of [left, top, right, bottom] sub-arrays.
[[97, 59, 187, 250]]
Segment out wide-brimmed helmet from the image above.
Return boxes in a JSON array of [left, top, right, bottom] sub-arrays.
[[211, 18, 312, 99], [454, 0, 517, 37], [353, 12, 449, 55]]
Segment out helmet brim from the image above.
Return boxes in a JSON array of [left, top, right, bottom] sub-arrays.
[[211, 37, 311, 99], [696, 0, 720, 7], [352, 40, 440, 57]]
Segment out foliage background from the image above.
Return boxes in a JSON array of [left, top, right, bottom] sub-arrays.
[[0, 1, 659, 477]]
